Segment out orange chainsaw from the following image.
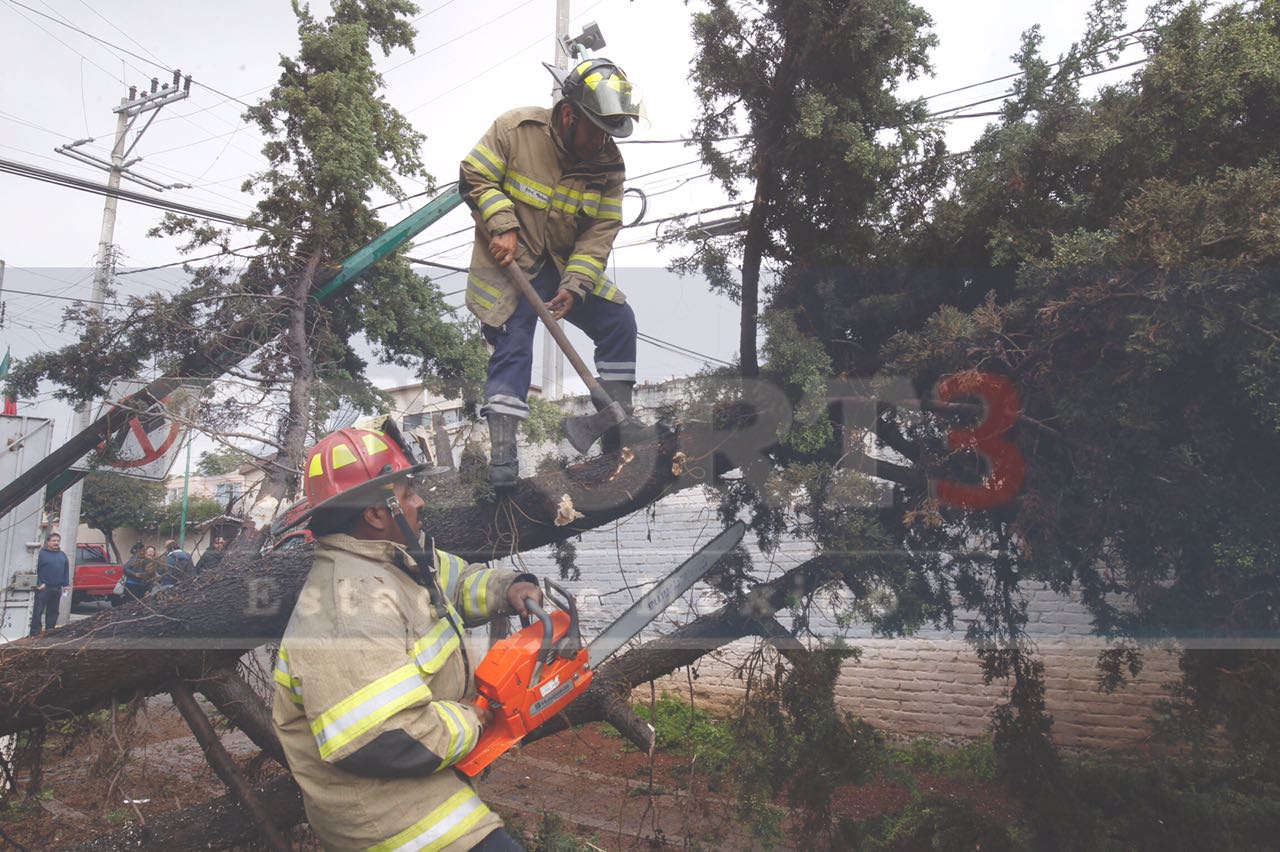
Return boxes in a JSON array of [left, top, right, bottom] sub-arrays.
[[456, 521, 746, 776]]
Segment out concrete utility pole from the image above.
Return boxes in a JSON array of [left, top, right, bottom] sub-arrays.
[[52, 73, 190, 626], [540, 0, 572, 401]]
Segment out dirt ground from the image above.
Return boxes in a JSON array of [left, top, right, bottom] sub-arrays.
[[0, 700, 1019, 851]]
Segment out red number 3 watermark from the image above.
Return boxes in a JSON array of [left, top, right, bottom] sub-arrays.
[[933, 373, 1026, 510]]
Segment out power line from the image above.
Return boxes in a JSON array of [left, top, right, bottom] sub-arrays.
[[925, 56, 1151, 118], [0, 283, 137, 309], [917, 23, 1153, 102], [3, 0, 255, 109], [404, 0, 606, 114], [115, 244, 260, 276], [0, 156, 252, 226], [385, 0, 542, 74], [637, 331, 732, 367], [412, 0, 466, 22], [2, 0, 126, 89]]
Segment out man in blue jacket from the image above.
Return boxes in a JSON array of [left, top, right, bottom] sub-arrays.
[[29, 532, 69, 635]]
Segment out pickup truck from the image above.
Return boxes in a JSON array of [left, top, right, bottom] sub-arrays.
[[73, 543, 126, 607]]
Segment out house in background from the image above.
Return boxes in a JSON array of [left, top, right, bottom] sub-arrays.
[[380, 381, 544, 469]]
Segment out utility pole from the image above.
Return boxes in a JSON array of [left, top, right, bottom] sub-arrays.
[[540, 0, 572, 401], [53, 73, 190, 626]]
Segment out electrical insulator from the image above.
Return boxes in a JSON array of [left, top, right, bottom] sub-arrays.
[[172, 69, 181, 87], [183, 76, 192, 93], [150, 78, 159, 93], [129, 86, 137, 100]]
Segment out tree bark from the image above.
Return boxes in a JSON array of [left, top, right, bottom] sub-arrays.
[[65, 774, 304, 852], [170, 681, 293, 852], [191, 665, 285, 765], [253, 251, 321, 509], [738, 39, 801, 378]]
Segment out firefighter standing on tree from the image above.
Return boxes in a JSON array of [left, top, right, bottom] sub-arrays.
[[271, 425, 542, 852], [460, 57, 646, 487]]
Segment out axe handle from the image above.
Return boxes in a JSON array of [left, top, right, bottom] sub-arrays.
[[471, 213, 608, 400]]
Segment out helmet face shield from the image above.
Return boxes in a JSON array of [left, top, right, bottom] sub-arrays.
[[551, 58, 649, 139], [580, 72, 646, 122]]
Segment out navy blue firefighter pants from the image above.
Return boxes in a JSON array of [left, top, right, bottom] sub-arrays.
[[481, 262, 637, 420]]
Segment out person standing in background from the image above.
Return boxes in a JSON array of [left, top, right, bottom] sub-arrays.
[[195, 534, 228, 575], [29, 532, 68, 635]]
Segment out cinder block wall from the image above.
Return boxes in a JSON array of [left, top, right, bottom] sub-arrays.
[[496, 489, 1177, 749]]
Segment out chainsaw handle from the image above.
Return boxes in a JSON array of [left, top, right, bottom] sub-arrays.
[[525, 598, 555, 687]]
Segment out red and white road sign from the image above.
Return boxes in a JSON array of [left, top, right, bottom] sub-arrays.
[[72, 381, 199, 481]]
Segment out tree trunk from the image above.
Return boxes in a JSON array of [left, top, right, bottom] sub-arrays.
[[739, 40, 801, 378], [253, 251, 322, 511]]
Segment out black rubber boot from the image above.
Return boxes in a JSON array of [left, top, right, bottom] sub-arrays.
[[487, 413, 520, 488], [598, 380, 635, 455]]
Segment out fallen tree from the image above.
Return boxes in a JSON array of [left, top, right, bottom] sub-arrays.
[[50, 550, 841, 851]]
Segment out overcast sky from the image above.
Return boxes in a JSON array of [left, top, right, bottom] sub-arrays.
[[0, 0, 1148, 443]]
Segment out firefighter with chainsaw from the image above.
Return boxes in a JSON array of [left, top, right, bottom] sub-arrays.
[[271, 424, 541, 852], [460, 57, 646, 487]]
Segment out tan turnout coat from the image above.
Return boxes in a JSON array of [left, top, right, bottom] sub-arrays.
[[460, 106, 626, 327], [272, 534, 523, 852]]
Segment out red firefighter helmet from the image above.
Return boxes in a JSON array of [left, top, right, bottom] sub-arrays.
[[296, 424, 430, 523]]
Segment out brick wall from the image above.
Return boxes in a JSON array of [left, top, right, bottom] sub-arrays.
[[489, 488, 1177, 750]]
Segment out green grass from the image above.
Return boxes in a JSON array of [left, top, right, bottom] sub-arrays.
[[633, 694, 735, 776], [507, 812, 600, 852], [884, 737, 998, 782]]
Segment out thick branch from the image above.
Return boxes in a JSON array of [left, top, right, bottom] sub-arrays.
[[170, 681, 292, 852], [190, 665, 285, 765]]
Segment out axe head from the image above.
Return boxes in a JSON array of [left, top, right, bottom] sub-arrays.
[[563, 401, 627, 454]]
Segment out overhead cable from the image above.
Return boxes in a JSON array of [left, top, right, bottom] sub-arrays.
[[0, 156, 252, 226]]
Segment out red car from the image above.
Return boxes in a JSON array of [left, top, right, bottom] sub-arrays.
[[73, 543, 126, 607]]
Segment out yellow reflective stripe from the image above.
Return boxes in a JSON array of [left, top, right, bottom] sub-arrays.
[[411, 618, 459, 675], [434, 700, 477, 765], [366, 787, 491, 852], [477, 189, 514, 221], [467, 274, 499, 310], [462, 569, 493, 620], [273, 648, 304, 706], [580, 191, 601, 217], [448, 553, 466, 600], [310, 664, 430, 760], [550, 183, 581, 215], [592, 278, 619, 301], [502, 169, 553, 209], [435, 700, 479, 759], [555, 184, 584, 201], [550, 195, 578, 214], [597, 196, 624, 221], [464, 144, 505, 182], [433, 550, 467, 601], [434, 549, 454, 598], [567, 253, 605, 275]]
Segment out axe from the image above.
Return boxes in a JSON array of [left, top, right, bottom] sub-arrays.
[[472, 214, 627, 454]]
